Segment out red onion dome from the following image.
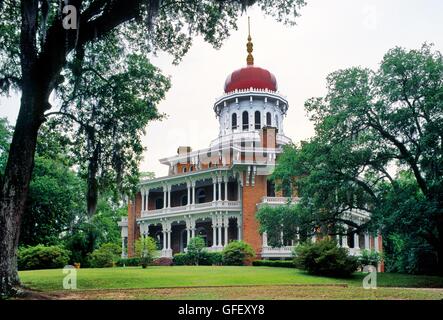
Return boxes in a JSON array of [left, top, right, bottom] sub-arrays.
[[224, 66, 277, 93]]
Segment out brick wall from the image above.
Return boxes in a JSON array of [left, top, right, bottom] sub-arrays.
[[242, 174, 267, 257]]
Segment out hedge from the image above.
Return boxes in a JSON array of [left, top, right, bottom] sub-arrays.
[[116, 258, 141, 267], [252, 260, 296, 268]]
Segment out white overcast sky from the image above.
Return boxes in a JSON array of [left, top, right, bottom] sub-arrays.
[[1, 0, 442, 177]]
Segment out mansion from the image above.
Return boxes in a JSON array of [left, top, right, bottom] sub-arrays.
[[118, 31, 382, 263]]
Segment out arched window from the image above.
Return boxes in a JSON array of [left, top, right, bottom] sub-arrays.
[[182, 167, 187, 173], [231, 113, 237, 130], [254, 111, 261, 129], [242, 111, 249, 131], [266, 112, 272, 126], [189, 166, 194, 172], [196, 189, 206, 203]]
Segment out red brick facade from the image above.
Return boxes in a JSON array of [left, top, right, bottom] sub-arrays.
[[242, 174, 267, 257]]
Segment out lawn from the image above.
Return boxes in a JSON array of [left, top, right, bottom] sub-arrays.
[[18, 266, 443, 300]]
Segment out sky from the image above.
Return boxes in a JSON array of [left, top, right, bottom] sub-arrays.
[[1, 0, 442, 177]]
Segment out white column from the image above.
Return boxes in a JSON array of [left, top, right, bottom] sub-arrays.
[[217, 222, 222, 247], [224, 176, 228, 201], [263, 232, 268, 247], [163, 186, 167, 209], [141, 189, 145, 212], [212, 219, 217, 247], [212, 177, 217, 202], [167, 185, 171, 208], [237, 179, 241, 201], [162, 230, 166, 250], [354, 232, 360, 249], [121, 238, 125, 258], [187, 182, 191, 206], [364, 233, 370, 250], [224, 217, 228, 246], [342, 235, 348, 248], [167, 231, 171, 250], [192, 181, 196, 205], [186, 228, 190, 245]]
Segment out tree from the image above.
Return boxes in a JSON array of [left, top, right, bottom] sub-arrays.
[[48, 41, 170, 215], [256, 203, 302, 247], [271, 44, 443, 274], [134, 236, 157, 268], [0, 0, 306, 297], [186, 236, 206, 266], [0, 118, 12, 174], [222, 240, 255, 265]]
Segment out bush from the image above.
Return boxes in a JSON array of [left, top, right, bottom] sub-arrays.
[[173, 251, 223, 266], [252, 260, 295, 268], [116, 258, 141, 267], [88, 243, 121, 268], [134, 236, 157, 268], [294, 239, 359, 278], [358, 249, 381, 269], [199, 252, 223, 266], [186, 237, 206, 266], [173, 253, 190, 266], [222, 241, 255, 266], [18, 245, 71, 270]]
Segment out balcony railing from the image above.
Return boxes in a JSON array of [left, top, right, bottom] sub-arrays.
[[118, 217, 128, 227], [141, 200, 241, 218], [261, 246, 294, 258], [258, 197, 300, 208]]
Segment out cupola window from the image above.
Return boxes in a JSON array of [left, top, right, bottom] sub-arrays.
[[231, 113, 237, 130], [266, 112, 272, 126], [242, 111, 249, 131], [254, 111, 261, 129]]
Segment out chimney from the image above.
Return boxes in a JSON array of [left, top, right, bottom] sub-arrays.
[[260, 126, 278, 149], [177, 146, 192, 155]]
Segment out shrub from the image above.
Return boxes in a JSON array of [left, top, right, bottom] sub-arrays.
[[222, 241, 255, 266], [173, 253, 190, 266], [252, 260, 295, 268], [358, 249, 381, 268], [294, 239, 359, 278], [186, 237, 206, 266], [199, 251, 223, 266], [116, 258, 141, 267], [18, 245, 71, 270], [134, 236, 157, 268], [174, 251, 223, 266], [88, 243, 121, 268]]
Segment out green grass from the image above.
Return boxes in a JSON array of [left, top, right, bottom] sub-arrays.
[[19, 266, 443, 293]]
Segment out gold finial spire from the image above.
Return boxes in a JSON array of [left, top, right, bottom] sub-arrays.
[[246, 17, 254, 66]]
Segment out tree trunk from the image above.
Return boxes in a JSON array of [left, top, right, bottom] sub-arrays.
[[436, 215, 443, 275], [0, 90, 43, 298]]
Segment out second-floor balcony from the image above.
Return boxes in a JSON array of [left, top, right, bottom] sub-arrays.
[[141, 200, 241, 218]]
